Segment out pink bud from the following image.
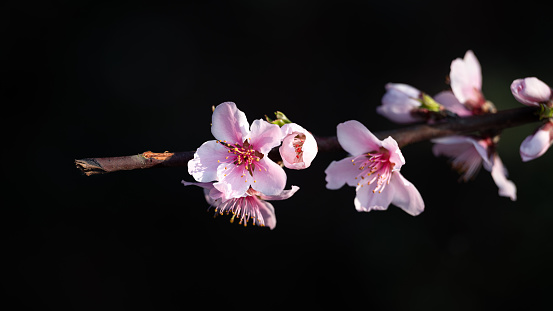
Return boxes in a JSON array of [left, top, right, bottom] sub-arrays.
[[510, 77, 551, 107], [279, 123, 318, 169]]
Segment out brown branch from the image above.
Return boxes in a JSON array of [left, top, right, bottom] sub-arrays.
[[75, 106, 540, 176], [75, 151, 195, 176]]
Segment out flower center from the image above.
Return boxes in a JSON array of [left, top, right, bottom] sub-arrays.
[[293, 134, 306, 161], [351, 149, 394, 193], [217, 139, 263, 176], [211, 187, 267, 227]]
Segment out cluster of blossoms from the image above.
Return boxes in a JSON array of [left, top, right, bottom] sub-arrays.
[[184, 51, 553, 230], [184, 102, 317, 229], [375, 50, 519, 201]]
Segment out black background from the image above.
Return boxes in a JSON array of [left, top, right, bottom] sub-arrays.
[[3, 0, 553, 310]]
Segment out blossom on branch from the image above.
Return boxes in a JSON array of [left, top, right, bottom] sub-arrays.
[[188, 102, 286, 199], [378, 83, 447, 123], [279, 123, 318, 169], [432, 136, 517, 201], [182, 181, 299, 229], [324, 120, 424, 215], [430, 50, 517, 200]]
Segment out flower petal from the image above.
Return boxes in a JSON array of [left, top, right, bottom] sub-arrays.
[[380, 136, 405, 170], [336, 120, 381, 156], [254, 199, 277, 230], [211, 102, 250, 143], [354, 182, 394, 212], [432, 136, 491, 168], [250, 157, 287, 196], [389, 172, 425, 216], [258, 185, 300, 201], [450, 50, 482, 104], [300, 131, 318, 167], [214, 163, 251, 199], [249, 119, 283, 154], [324, 156, 361, 189], [434, 91, 473, 117], [188, 140, 229, 182], [489, 154, 517, 201], [520, 123, 553, 162]]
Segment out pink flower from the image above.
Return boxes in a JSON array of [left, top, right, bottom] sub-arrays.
[[449, 50, 488, 112], [182, 181, 299, 230], [279, 123, 318, 169], [188, 102, 286, 199], [377, 83, 423, 123], [511, 77, 552, 107], [520, 119, 553, 162], [324, 120, 424, 215], [432, 136, 517, 201]]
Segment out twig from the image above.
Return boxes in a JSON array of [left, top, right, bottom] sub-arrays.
[[75, 106, 540, 176]]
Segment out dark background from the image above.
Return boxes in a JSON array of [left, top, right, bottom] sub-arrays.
[[3, 0, 553, 310]]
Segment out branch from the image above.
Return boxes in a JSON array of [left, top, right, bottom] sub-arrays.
[[75, 106, 540, 176]]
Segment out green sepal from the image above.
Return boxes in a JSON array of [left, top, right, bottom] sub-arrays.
[[418, 93, 442, 112], [265, 111, 292, 127], [539, 103, 553, 120]]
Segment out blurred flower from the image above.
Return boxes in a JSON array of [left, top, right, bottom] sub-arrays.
[[182, 181, 299, 229], [432, 136, 517, 201], [279, 123, 318, 169], [520, 119, 553, 162], [325, 120, 424, 215], [378, 83, 424, 123], [511, 77, 552, 107], [378, 83, 446, 124], [188, 102, 286, 199]]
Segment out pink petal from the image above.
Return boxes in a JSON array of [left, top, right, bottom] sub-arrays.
[[211, 102, 250, 143], [214, 163, 251, 199], [353, 181, 394, 212], [279, 133, 299, 168], [380, 136, 405, 170], [324, 156, 362, 189], [510, 77, 552, 107], [250, 157, 287, 196], [336, 120, 381, 156], [188, 140, 229, 182], [520, 122, 553, 161], [301, 131, 318, 167], [450, 50, 482, 104], [434, 91, 473, 117], [258, 185, 300, 201], [432, 136, 491, 169], [389, 172, 425, 216], [489, 154, 517, 201], [385, 83, 421, 98], [249, 119, 283, 154], [254, 199, 277, 230]]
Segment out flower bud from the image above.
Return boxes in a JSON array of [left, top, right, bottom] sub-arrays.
[[510, 77, 551, 107], [279, 123, 318, 169]]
